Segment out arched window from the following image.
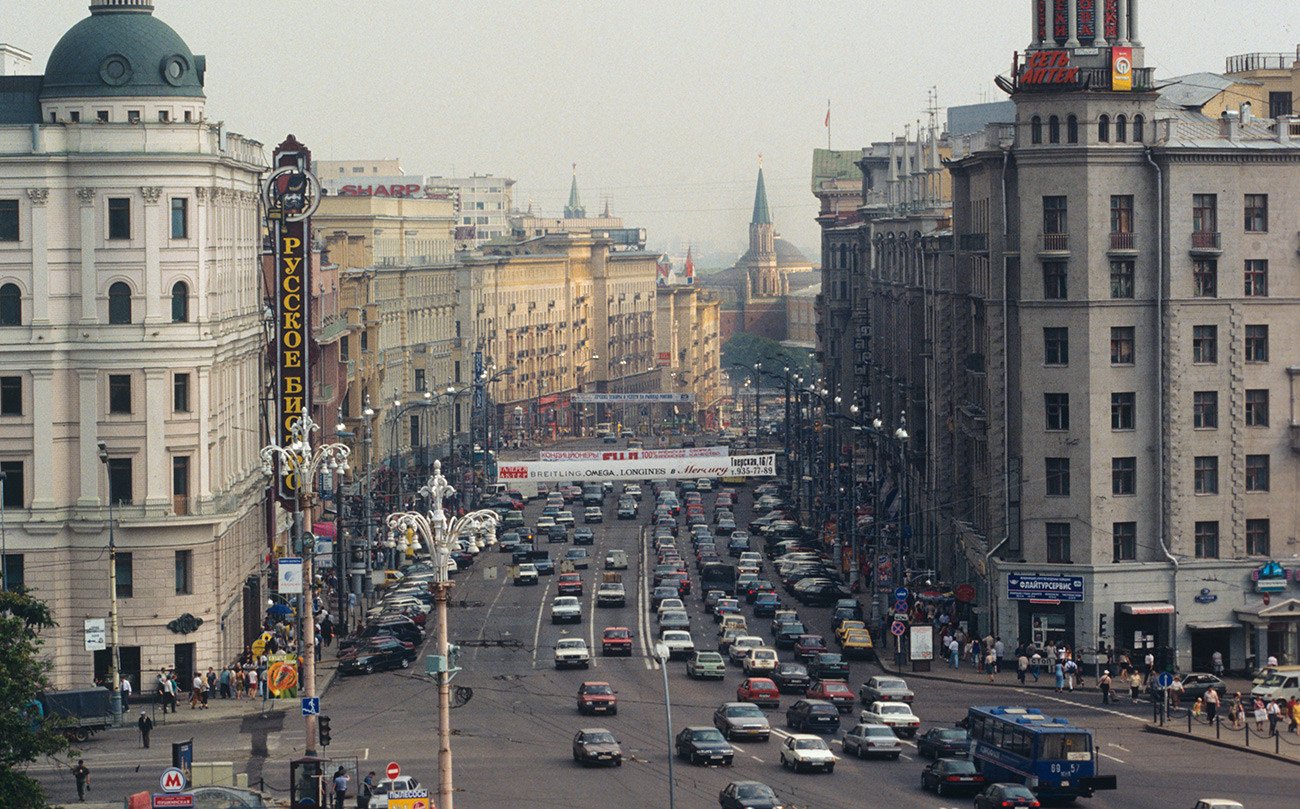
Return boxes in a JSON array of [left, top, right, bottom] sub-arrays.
[[108, 281, 132, 324], [171, 281, 189, 322], [1132, 114, 1145, 143], [1116, 114, 1128, 142], [1098, 114, 1111, 142], [1031, 115, 1043, 144], [1048, 115, 1061, 144], [1067, 114, 1079, 143], [0, 283, 20, 326]]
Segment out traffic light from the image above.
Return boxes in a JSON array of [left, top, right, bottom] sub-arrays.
[[318, 715, 331, 747], [1098, 612, 1109, 639]]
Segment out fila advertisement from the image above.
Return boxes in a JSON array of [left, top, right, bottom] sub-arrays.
[[498, 454, 775, 482]]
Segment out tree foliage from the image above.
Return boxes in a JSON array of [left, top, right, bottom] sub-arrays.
[[720, 332, 813, 384], [0, 588, 69, 809]]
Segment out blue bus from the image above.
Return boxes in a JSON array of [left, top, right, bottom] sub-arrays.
[[965, 706, 1116, 800]]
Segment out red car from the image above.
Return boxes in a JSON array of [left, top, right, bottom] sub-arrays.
[[736, 677, 780, 709], [805, 680, 855, 712], [602, 626, 633, 656], [577, 681, 618, 715], [793, 634, 828, 663], [557, 573, 584, 596]]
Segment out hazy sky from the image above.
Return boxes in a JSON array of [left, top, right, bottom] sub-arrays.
[[5, 1, 1297, 261]]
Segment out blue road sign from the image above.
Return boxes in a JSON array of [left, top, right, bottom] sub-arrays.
[[890, 621, 907, 637], [894, 587, 909, 601], [893, 600, 909, 613], [301, 697, 320, 716], [1156, 671, 1175, 688]]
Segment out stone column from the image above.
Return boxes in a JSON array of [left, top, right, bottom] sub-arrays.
[[1128, 0, 1140, 45], [26, 189, 50, 325], [1117, 0, 1130, 45], [77, 188, 97, 324], [141, 187, 163, 323], [30, 369, 56, 510], [1066, 0, 1080, 48], [144, 368, 169, 510], [194, 187, 209, 323], [77, 369, 100, 508], [196, 365, 210, 502]]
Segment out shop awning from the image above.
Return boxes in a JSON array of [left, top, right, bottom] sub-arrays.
[[1119, 602, 1175, 615], [1185, 621, 1239, 631]]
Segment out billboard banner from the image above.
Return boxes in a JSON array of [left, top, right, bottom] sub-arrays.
[[539, 446, 730, 461], [498, 454, 775, 482], [266, 653, 300, 699], [572, 393, 695, 404], [1111, 46, 1132, 91], [277, 558, 303, 595], [910, 625, 934, 661], [1007, 574, 1085, 603]]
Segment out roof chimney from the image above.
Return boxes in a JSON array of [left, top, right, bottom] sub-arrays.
[[1222, 110, 1240, 143]]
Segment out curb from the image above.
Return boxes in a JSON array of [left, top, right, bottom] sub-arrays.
[[876, 656, 1100, 693], [1142, 722, 1300, 766]]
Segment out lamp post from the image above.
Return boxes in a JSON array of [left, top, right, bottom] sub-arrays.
[[95, 441, 123, 726], [389, 463, 498, 809], [260, 410, 351, 757], [654, 641, 676, 809], [362, 397, 376, 603]]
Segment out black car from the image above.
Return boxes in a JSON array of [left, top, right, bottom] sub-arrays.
[[338, 638, 415, 675], [793, 580, 854, 606], [916, 727, 971, 759], [675, 726, 736, 766], [807, 653, 849, 681], [974, 783, 1040, 809], [718, 781, 782, 809], [921, 758, 986, 797], [338, 622, 420, 653], [772, 662, 812, 694], [545, 525, 568, 543], [773, 621, 806, 648], [573, 527, 595, 545], [785, 699, 840, 733], [572, 728, 623, 767]]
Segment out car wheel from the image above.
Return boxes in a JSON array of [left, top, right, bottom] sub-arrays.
[[400, 658, 410, 669], [614, 757, 622, 767], [890, 753, 900, 760], [935, 781, 945, 797], [825, 764, 833, 774], [364, 664, 374, 674]]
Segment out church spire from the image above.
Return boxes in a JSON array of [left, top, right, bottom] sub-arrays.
[[751, 158, 772, 225], [564, 163, 586, 219]]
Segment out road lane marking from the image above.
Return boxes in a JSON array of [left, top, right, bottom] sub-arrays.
[[1108, 742, 1130, 752], [751, 756, 764, 763], [1016, 689, 1146, 722], [530, 580, 551, 668], [1097, 752, 1125, 764]]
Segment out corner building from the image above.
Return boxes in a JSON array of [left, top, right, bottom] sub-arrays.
[[948, 0, 1300, 671], [0, 1, 267, 689]]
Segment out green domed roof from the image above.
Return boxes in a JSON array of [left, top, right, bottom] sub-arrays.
[[41, 3, 205, 100]]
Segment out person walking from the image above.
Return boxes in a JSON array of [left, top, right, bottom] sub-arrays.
[[1267, 699, 1282, 735], [1211, 649, 1224, 676], [1063, 658, 1077, 692], [246, 664, 258, 699], [156, 671, 172, 713], [1253, 696, 1267, 732], [72, 760, 90, 802], [137, 710, 153, 748], [204, 668, 216, 706], [985, 650, 997, 682], [332, 766, 350, 809], [191, 673, 206, 709], [1054, 661, 1065, 693], [358, 771, 375, 809], [1099, 670, 1112, 704], [1017, 652, 1029, 685], [949, 636, 960, 669], [1204, 686, 1220, 723], [119, 675, 132, 711], [219, 665, 231, 699], [1128, 669, 1142, 702], [1289, 696, 1300, 734]]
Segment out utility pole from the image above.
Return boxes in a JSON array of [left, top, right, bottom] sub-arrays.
[[96, 442, 123, 726]]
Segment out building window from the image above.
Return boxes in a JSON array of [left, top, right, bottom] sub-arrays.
[[175, 550, 192, 595], [339, 336, 349, 362], [360, 330, 368, 352], [1116, 114, 1128, 142], [0, 376, 19, 415], [170, 197, 188, 239], [173, 372, 190, 412], [171, 281, 189, 322], [1246, 454, 1270, 492], [127, 110, 140, 124], [158, 110, 169, 122], [1192, 391, 1218, 429], [1043, 196, 1067, 235], [1132, 114, 1145, 142], [173, 455, 190, 515], [1, 460, 23, 508], [1112, 457, 1136, 495], [96, 110, 109, 123], [1244, 194, 1268, 232], [1046, 523, 1071, 563], [69, 110, 80, 122], [115, 551, 133, 598], [1030, 116, 1043, 144], [1113, 522, 1137, 562], [414, 369, 426, 392], [1044, 327, 1068, 365], [108, 197, 131, 240], [108, 457, 132, 505], [1045, 457, 1070, 497], [1042, 261, 1067, 299], [2, 553, 21, 591], [0, 198, 17, 241], [109, 374, 132, 413], [409, 414, 420, 451], [0, 282, 20, 325], [1245, 325, 1268, 362], [1110, 194, 1133, 233], [1193, 456, 1219, 494], [1245, 389, 1269, 427], [1111, 392, 1135, 430], [1110, 260, 1134, 298], [1268, 91, 1293, 118], [1193, 259, 1217, 297], [1191, 325, 1216, 364], [1048, 115, 1060, 143], [1045, 393, 1070, 431], [1192, 194, 1217, 234], [1098, 114, 1110, 142], [108, 281, 132, 324], [1244, 259, 1268, 296], [1194, 521, 1219, 559], [1110, 326, 1134, 365], [1067, 114, 1078, 143], [1246, 519, 1270, 556]]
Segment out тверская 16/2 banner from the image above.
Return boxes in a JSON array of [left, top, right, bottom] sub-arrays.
[[497, 454, 775, 482]]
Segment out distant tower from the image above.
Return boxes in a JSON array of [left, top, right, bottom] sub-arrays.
[[564, 163, 586, 219], [747, 160, 779, 297]]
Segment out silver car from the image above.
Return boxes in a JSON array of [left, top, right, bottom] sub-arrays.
[[712, 701, 771, 741]]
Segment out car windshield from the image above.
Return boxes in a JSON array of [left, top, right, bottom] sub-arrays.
[[942, 760, 978, 774], [795, 738, 828, 750], [558, 640, 585, 649], [605, 629, 630, 639], [728, 704, 764, 717], [692, 729, 726, 741], [585, 732, 616, 744], [737, 785, 775, 800], [1261, 674, 1290, 687], [936, 729, 967, 740], [584, 684, 613, 695], [878, 678, 906, 689]]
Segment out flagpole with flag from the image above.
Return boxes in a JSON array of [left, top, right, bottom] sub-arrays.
[[825, 99, 831, 149]]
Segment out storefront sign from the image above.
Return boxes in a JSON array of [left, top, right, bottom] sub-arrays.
[[1007, 574, 1084, 603], [1253, 561, 1289, 593], [573, 393, 695, 403], [1021, 50, 1079, 86], [337, 184, 454, 200], [539, 446, 729, 461], [1112, 46, 1132, 91], [498, 454, 775, 482]]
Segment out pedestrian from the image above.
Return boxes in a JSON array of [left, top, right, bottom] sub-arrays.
[[1289, 697, 1300, 734], [322, 613, 335, 647], [205, 667, 216, 705], [1211, 649, 1224, 676], [138, 710, 153, 748], [1205, 686, 1221, 723], [993, 637, 1005, 673], [1099, 670, 1112, 704], [332, 766, 349, 809], [1017, 652, 1028, 685], [246, 665, 258, 699], [1054, 661, 1065, 692], [72, 760, 90, 802], [258, 657, 269, 699], [985, 650, 997, 682], [1030, 651, 1041, 681], [219, 666, 231, 699], [1267, 699, 1282, 735], [1143, 652, 1155, 684], [1228, 696, 1242, 729], [1064, 658, 1077, 692], [1128, 669, 1142, 702], [1167, 676, 1183, 709], [949, 637, 960, 669], [190, 673, 202, 709], [358, 771, 375, 809], [1253, 697, 1267, 732], [157, 671, 171, 712]]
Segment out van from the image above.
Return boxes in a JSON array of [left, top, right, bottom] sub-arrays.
[[1251, 665, 1300, 702], [604, 549, 629, 570]]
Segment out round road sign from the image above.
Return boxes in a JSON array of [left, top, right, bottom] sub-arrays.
[[890, 621, 907, 637], [1156, 671, 1175, 688], [955, 583, 977, 603], [894, 587, 909, 601], [386, 761, 401, 780]]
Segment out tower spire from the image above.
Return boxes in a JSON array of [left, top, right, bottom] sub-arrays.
[[564, 164, 585, 219], [751, 160, 772, 225]]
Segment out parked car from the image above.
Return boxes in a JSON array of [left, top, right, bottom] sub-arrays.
[[1149, 672, 1227, 702], [572, 728, 622, 767], [778, 734, 836, 774], [841, 722, 902, 759], [916, 727, 970, 759], [675, 726, 736, 766], [687, 651, 728, 680], [921, 758, 986, 797], [577, 681, 618, 715], [713, 701, 772, 741]]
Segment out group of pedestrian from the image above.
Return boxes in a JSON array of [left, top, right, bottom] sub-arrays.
[[330, 766, 376, 809]]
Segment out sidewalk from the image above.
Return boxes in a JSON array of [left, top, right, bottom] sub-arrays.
[[1145, 710, 1300, 764]]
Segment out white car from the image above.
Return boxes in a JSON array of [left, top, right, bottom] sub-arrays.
[[738, 552, 763, 566], [514, 563, 538, 586], [842, 722, 902, 759], [555, 510, 575, 526], [728, 635, 764, 665], [657, 598, 686, 619], [859, 701, 920, 737], [742, 646, 779, 674], [373, 775, 423, 801], [554, 638, 591, 669], [779, 733, 836, 773], [660, 629, 696, 660], [605, 550, 629, 570], [551, 596, 582, 624], [596, 582, 626, 607]]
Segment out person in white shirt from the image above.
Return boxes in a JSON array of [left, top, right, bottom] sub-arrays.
[[119, 676, 132, 710]]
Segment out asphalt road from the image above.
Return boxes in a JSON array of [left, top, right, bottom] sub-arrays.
[[30, 441, 1299, 808]]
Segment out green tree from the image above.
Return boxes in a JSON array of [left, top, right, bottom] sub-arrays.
[[720, 333, 813, 382], [0, 589, 69, 809]]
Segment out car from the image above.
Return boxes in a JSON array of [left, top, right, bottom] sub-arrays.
[[714, 598, 742, 621], [577, 681, 618, 715], [676, 726, 736, 766], [736, 677, 780, 708], [728, 635, 765, 665], [573, 527, 595, 545], [584, 506, 604, 523], [657, 597, 686, 617], [793, 635, 828, 663], [973, 783, 1040, 809], [601, 626, 633, 656], [663, 570, 692, 595], [498, 531, 522, 550], [805, 680, 855, 712], [551, 595, 583, 624], [572, 728, 622, 767], [916, 727, 971, 759], [833, 620, 867, 645], [842, 722, 902, 759], [563, 548, 590, 569], [688, 650, 728, 679], [768, 662, 809, 694], [557, 572, 584, 596], [718, 781, 782, 809], [532, 555, 555, 575], [859, 701, 920, 737], [661, 629, 697, 660], [1149, 672, 1228, 702], [793, 580, 854, 606], [502, 510, 525, 529], [752, 592, 782, 617], [839, 630, 875, 661], [544, 524, 568, 544], [372, 776, 422, 801], [743, 647, 780, 675], [921, 758, 986, 796], [716, 517, 737, 536], [651, 586, 679, 609], [808, 653, 849, 681], [774, 621, 807, 648], [337, 638, 415, 675], [596, 581, 626, 608], [555, 510, 575, 526], [713, 701, 772, 741], [513, 563, 539, 585], [778, 733, 836, 773], [659, 611, 691, 634], [785, 699, 841, 733], [859, 675, 915, 704], [554, 638, 591, 669], [717, 627, 747, 654], [617, 502, 637, 519], [1191, 802, 1246, 809]]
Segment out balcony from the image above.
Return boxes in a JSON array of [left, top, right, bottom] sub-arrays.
[[1108, 232, 1137, 252], [959, 232, 988, 252], [1038, 233, 1069, 255], [1190, 231, 1222, 255]]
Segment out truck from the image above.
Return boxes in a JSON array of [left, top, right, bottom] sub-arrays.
[[39, 688, 113, 742], [700, 562, 737, 596]]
